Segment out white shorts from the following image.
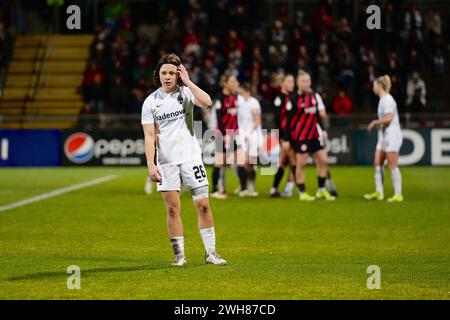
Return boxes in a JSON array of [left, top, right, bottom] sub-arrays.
[[238, 130, 259, 158], [156, 158, 209, 197], [376, 131, 403, 153]]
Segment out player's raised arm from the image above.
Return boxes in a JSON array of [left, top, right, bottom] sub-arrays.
[[143, 124, 161, 182], [177, 64, 212, 108]]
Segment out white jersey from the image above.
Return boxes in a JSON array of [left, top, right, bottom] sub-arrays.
[[237, 95, 261, 131], [141, 86, 202, 165], [377, 93, 401, 135]]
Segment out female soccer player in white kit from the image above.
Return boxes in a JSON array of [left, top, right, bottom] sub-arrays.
[[237, 83, 262, 196], [142, 53, 227, 266], [364, 75, 404, 202]]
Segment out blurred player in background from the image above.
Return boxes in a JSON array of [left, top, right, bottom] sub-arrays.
[[284, 71, 335, 201], [269, 74, 297, 198], [211, 74, 248, 198], [365, 75, 404, 202], [315, 126, 338, 197], [236, 83, 262, 197], [142, 53, 226, 266]]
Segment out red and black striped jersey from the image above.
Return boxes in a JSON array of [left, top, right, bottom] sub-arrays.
[[285, 91, 325, 142], [214, 92, 239, 134], [272, 92, 291, 131]]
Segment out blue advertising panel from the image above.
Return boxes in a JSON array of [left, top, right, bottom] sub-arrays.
[[0, 129, 61, 166]]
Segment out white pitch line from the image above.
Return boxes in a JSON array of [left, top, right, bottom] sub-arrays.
[[0, 175, 118, 212]]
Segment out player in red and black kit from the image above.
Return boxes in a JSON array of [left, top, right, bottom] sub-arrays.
[[211, 74, 248, 198], [283, 71, 335, 201], [269, 74, 297, 198]]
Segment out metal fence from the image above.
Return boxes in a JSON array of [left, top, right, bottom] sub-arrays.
[[1, 112, 449, 131]]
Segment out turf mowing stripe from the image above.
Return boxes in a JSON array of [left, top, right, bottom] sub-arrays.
[[0, 175, 118, 212]]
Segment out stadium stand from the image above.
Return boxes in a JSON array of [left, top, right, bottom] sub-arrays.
[[0, 1, 448, 129], [0, 34, 92, 128]]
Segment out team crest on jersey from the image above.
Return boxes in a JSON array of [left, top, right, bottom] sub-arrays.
[[286, 101, 292, 111], [301, 144, 308, 152], [274, 96, 281, 107]]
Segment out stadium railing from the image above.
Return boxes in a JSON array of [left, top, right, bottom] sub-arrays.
[[0, 113, 449, 130]]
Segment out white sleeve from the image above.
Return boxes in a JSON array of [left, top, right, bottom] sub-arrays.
[[141, 97, 154, 125], [315, 93, 325, 111], [383, 96, 395, 114], [251, 98, 261, 114]]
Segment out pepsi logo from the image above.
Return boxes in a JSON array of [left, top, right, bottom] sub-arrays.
[[64, 133, 95, 163]]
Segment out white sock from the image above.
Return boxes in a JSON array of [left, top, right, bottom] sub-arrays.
[[170, 236, 185, 258], [219, 167, 226, 192], [199, 227, 216, 254], [375, 166, 384, 194], [284, 181, 294, 193], [391, 167, 402, 195], [247, 180, 254, 192], [270, 187, 276, 194]]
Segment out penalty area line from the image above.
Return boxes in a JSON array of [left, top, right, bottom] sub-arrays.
[[0, 175, 118, 212]]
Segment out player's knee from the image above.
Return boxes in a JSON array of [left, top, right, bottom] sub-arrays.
[[387, 162, 396, 171], [166, 204, 180, 218], [195, 198, 210, 215]]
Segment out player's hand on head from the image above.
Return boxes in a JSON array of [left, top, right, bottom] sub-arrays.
[[177, 64, 190, 86]]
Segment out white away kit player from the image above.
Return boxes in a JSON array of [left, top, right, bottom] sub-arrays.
[[142, 53, 227, 266], [237, 83, 262, 196], [365, 75, 404, 202]]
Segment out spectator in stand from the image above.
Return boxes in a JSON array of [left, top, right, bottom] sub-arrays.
[[406, 72, 427, 113], [108, 75, 129, 114], [110, 59, 128, 85], [332, 89, 353, 116], [336, 44, 355, 90], [405, 48, 424, 74], [358, 64, 377, 111], [425, 9, 442, 39], [91, 41, 109, 69], [223, 29, 245, 68], [332, 89, 353, 126], [312, 3, 333, 37], [101, 0, 125, 32], [268, 20, 289, 69], [135, 35, 151, 57], [336, 17, 353, 46], [432, 49, 445, 77], [83, 62, 107, 114], [129, 78, 150, 114], [110, 34, 130, 66], [132, 54, 152, 85], [403, 4, 423, 46], [182, 25, 201, 56], [382, 3, 397, 51], [117, 7, 135, 43]]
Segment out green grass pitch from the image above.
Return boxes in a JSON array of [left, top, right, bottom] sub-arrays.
[[0, 166, 449, 299]]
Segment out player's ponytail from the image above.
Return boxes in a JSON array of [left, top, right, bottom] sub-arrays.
[[376, 75, 392, 92]]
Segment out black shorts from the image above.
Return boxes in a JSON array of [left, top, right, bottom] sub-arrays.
[[292, 139, 324, 154], [279, 128, 289, 142]]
